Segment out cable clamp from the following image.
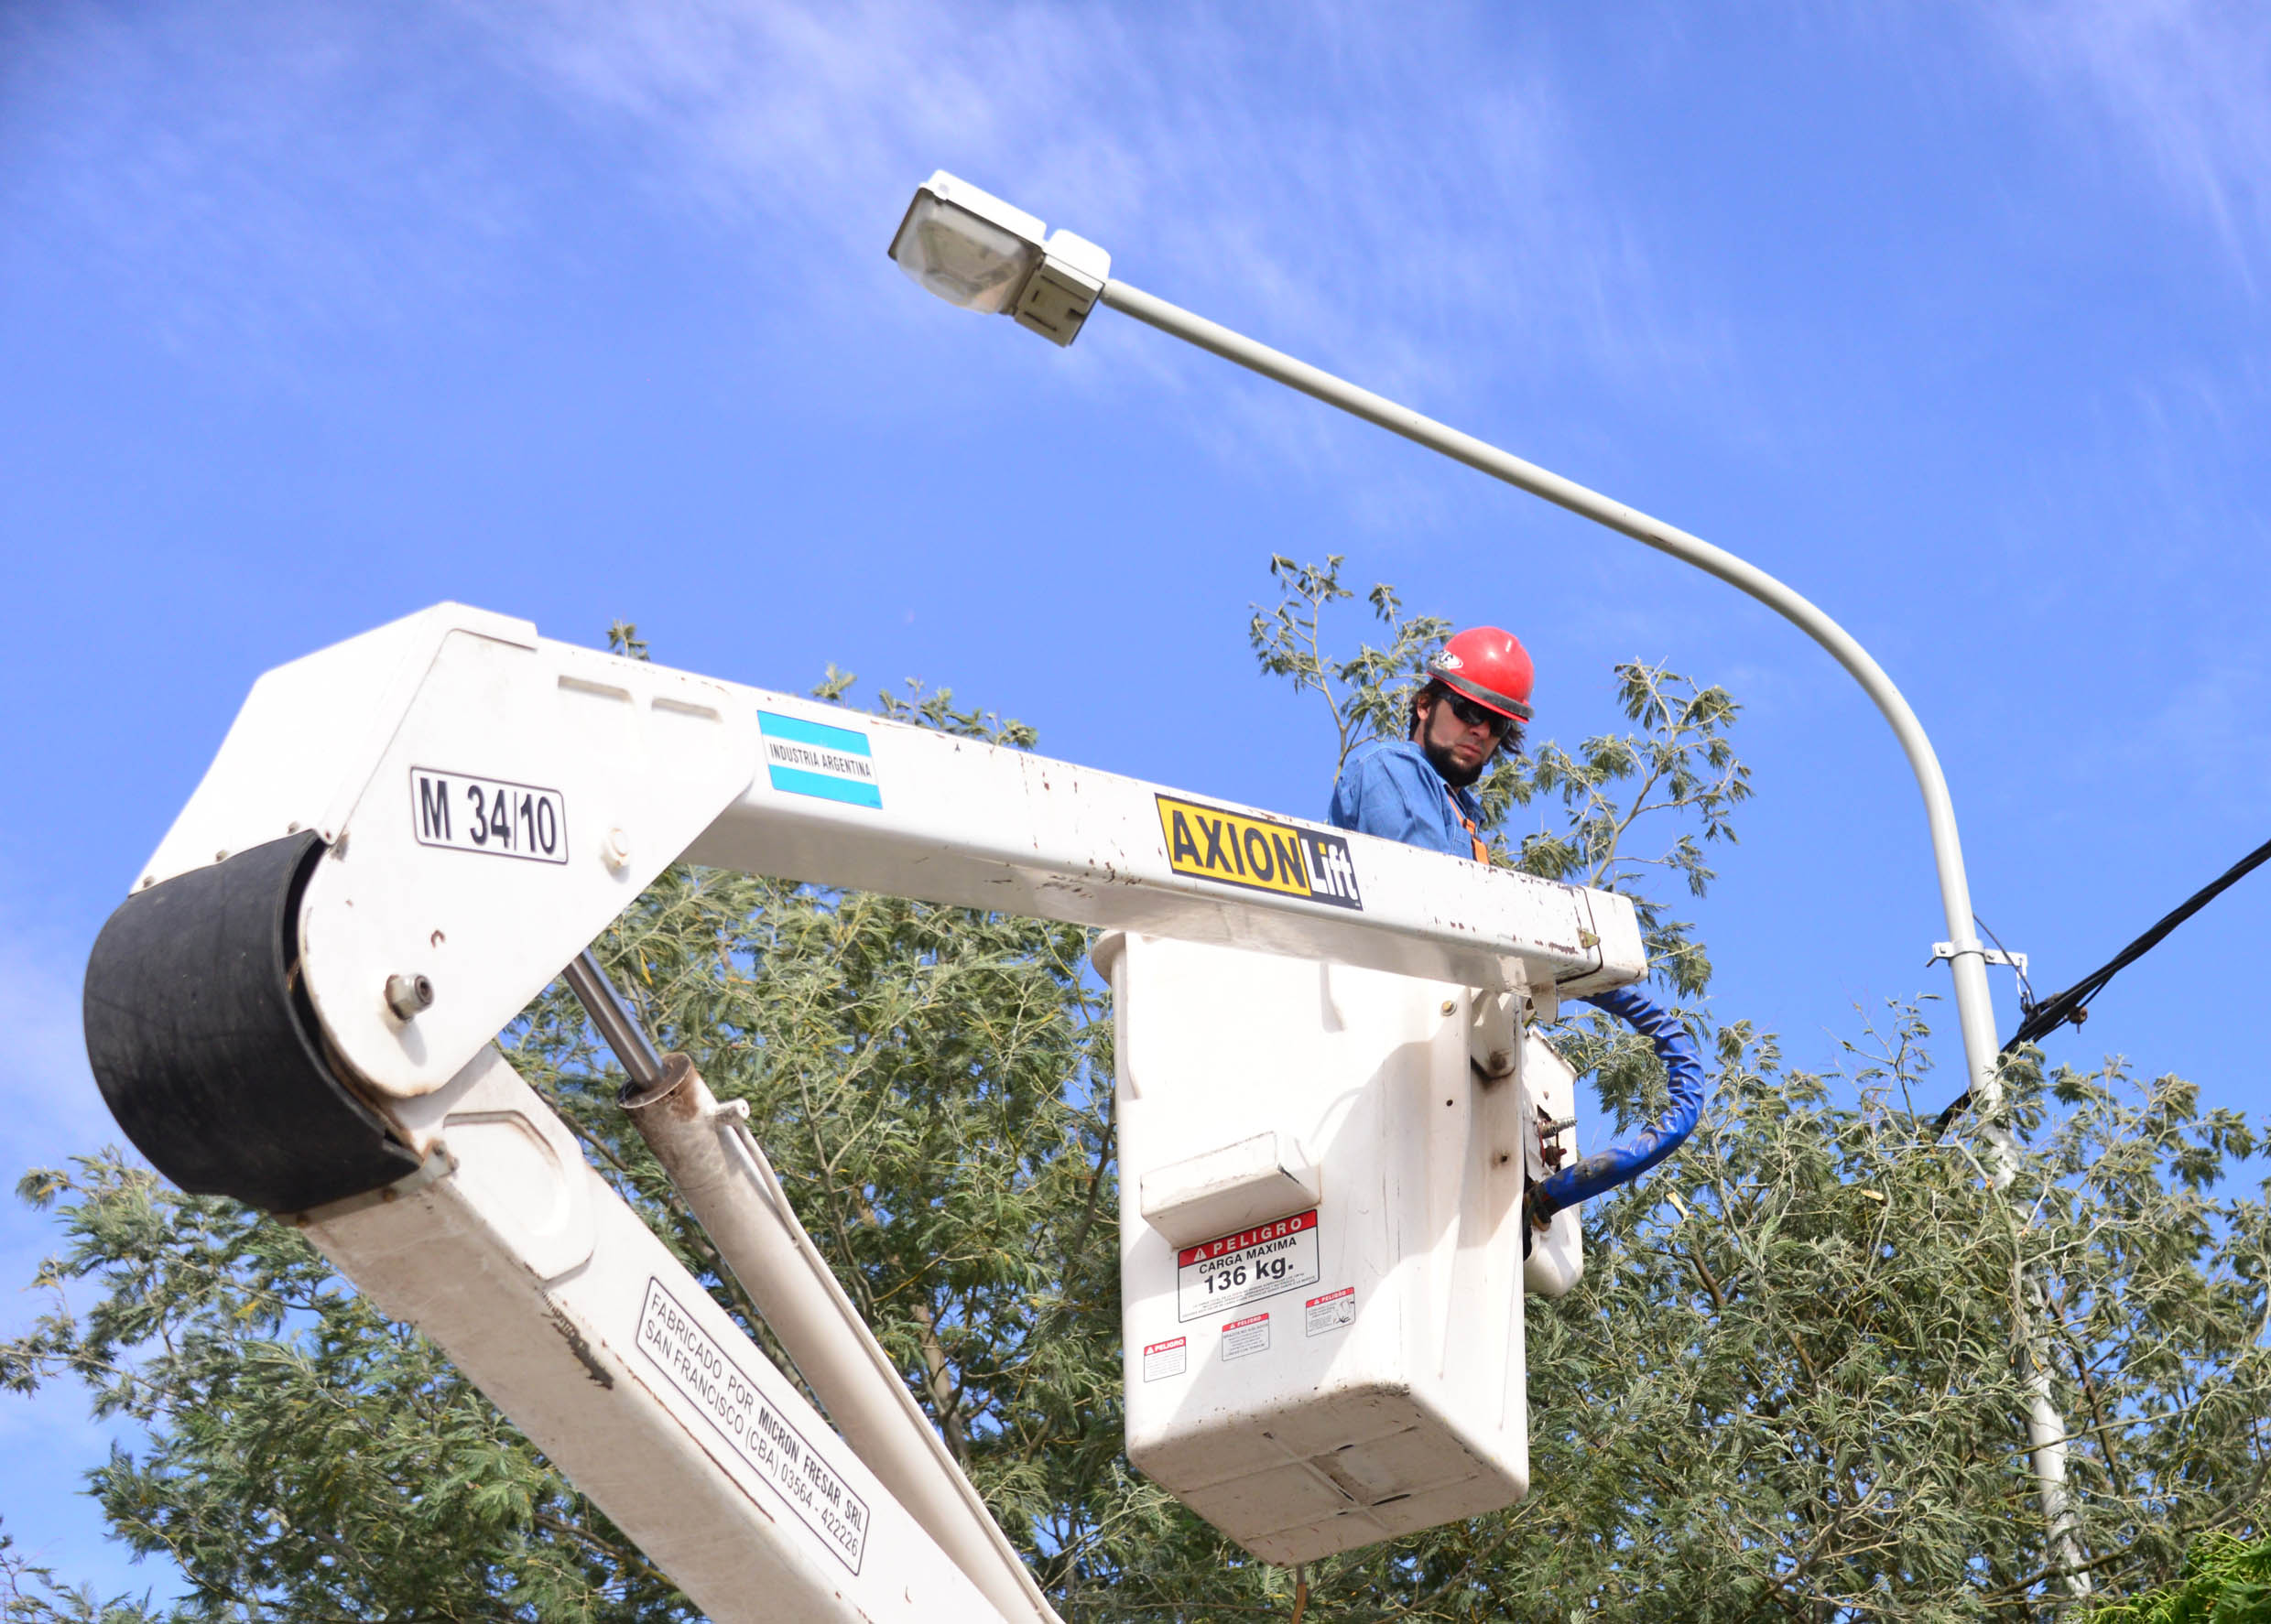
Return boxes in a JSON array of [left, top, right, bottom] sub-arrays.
[[1928, 941, 2027, 976]]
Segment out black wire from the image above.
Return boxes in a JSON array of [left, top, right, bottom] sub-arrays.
[[1932, 831, 2271, 1135], [1972, 911, 2037, 1013]]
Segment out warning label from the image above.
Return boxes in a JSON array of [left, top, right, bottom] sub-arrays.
[[635, 1279, 869, 1573], [1141, 1337, 1188, 1381], [1222, 1313, 1272, 1360], [1305, 1286, 1356, 1337], [1156, 794, 1363, 911], [1177, 1210, 1321, 1324]]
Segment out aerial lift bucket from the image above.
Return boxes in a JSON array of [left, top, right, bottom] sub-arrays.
[[1101, 931, 1584, 1564]]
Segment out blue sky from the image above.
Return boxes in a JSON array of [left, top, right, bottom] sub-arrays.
[[5, 0, 2269, 1600]]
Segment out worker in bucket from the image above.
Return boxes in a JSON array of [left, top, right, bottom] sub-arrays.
[[1328, 626, 1532, 861], [1329, 627, 1703, 1229]]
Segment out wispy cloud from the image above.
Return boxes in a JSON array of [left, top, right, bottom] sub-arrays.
[[472, 0, 1688, 398], [2129, 655, 2271, 806], [451, 0, 1741, 525], [0, 3, 532, 363], [5, 0, 1718, 444], [1989, 0, 2271, 288]]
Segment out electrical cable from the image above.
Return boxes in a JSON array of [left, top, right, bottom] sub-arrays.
[[1933, 831, 2271, 1134], [1973, 912, 2037, 1013], [1527, 983, 1703, 1222]]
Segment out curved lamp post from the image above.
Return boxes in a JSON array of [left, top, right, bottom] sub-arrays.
[[886, 170, 2086, 1592]]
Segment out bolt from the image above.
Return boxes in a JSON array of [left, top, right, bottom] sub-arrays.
[[1440, 1000, 1456, 1015], [603, 828, 633, 872], [385, 973, 435, 1021]]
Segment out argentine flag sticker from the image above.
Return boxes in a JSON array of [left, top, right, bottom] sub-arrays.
[[758, 710, 882, 809]]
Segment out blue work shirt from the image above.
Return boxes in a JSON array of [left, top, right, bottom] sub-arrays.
[[1330, 739, 1486, 861]]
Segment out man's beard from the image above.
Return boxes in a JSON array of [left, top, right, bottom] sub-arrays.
[[1422, 737, 1485, 789]]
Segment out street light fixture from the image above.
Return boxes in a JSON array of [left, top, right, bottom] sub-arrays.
[[888, 168, 2088, 1595], [888, 170, 1111, 345]]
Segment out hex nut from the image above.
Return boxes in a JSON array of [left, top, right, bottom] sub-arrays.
[[385, 972, 435, 1021]]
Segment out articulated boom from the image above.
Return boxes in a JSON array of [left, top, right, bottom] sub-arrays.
[[83, 604, 1646, 1623]]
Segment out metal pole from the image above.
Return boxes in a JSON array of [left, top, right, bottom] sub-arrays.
[[1094, 277, 2089, 1592]]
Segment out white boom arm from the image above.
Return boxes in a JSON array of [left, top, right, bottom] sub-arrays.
[[135, 603, 1638, 1107], [304, 1044, 1010, 1624], [82, 603, 1647, 1621]]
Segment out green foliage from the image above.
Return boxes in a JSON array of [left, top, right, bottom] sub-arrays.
[[869, 677, 1038, 751], [2083, 1531, 2271, 1624], [1480, 1017, 2271, 1622], [2, 1521, 150, 1623], [1247, 553, 1451, 774], [1249, 552, 1749, 995], [6, 563, 2267, 1622], [605, 621, 649, 662], [1515, 662, 1749, 997]]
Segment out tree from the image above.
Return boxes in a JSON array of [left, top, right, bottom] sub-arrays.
[[6, 566, 2266, 1621], [2082, 1531, 2271, 1624]]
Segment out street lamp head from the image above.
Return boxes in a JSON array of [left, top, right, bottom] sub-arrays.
[[889, 173, 1046, 315], [888, 170, 1110, 346]]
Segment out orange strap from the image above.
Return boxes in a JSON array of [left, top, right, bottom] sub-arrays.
[[1447, 785, 1489, 864]]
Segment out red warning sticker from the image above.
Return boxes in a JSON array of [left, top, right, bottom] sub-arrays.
[[1221, 1313, 1272, 1361], [1141, 1337, 1188, 1381], [1176, 1210, 1320, 1323], [1304, 1285, 1355, 1337]]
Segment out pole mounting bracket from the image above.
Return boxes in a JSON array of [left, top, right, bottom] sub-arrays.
[[1929, 941, 2027, 976]]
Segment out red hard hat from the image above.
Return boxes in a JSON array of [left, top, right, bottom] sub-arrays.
[[1427, 627, 1534, 723]]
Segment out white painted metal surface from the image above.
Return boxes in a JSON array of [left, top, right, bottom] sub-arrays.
[[303, 1045, 1005, 1624], [139, 606, 757, 1101], [136, 603, 1646, 1107], [124, 601, 1657, 1613], [1101, 931, 1616, 1564], [1519, 1032, 1583, 1299]]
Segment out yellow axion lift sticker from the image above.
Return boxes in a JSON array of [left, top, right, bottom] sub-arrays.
[[1155, 795, 1364, 912]]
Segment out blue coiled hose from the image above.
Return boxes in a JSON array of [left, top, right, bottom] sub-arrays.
[[1527, 982, 1703, 1224]]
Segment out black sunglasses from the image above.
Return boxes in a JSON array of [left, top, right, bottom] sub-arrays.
[[1442, 692, 1515, 738]]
